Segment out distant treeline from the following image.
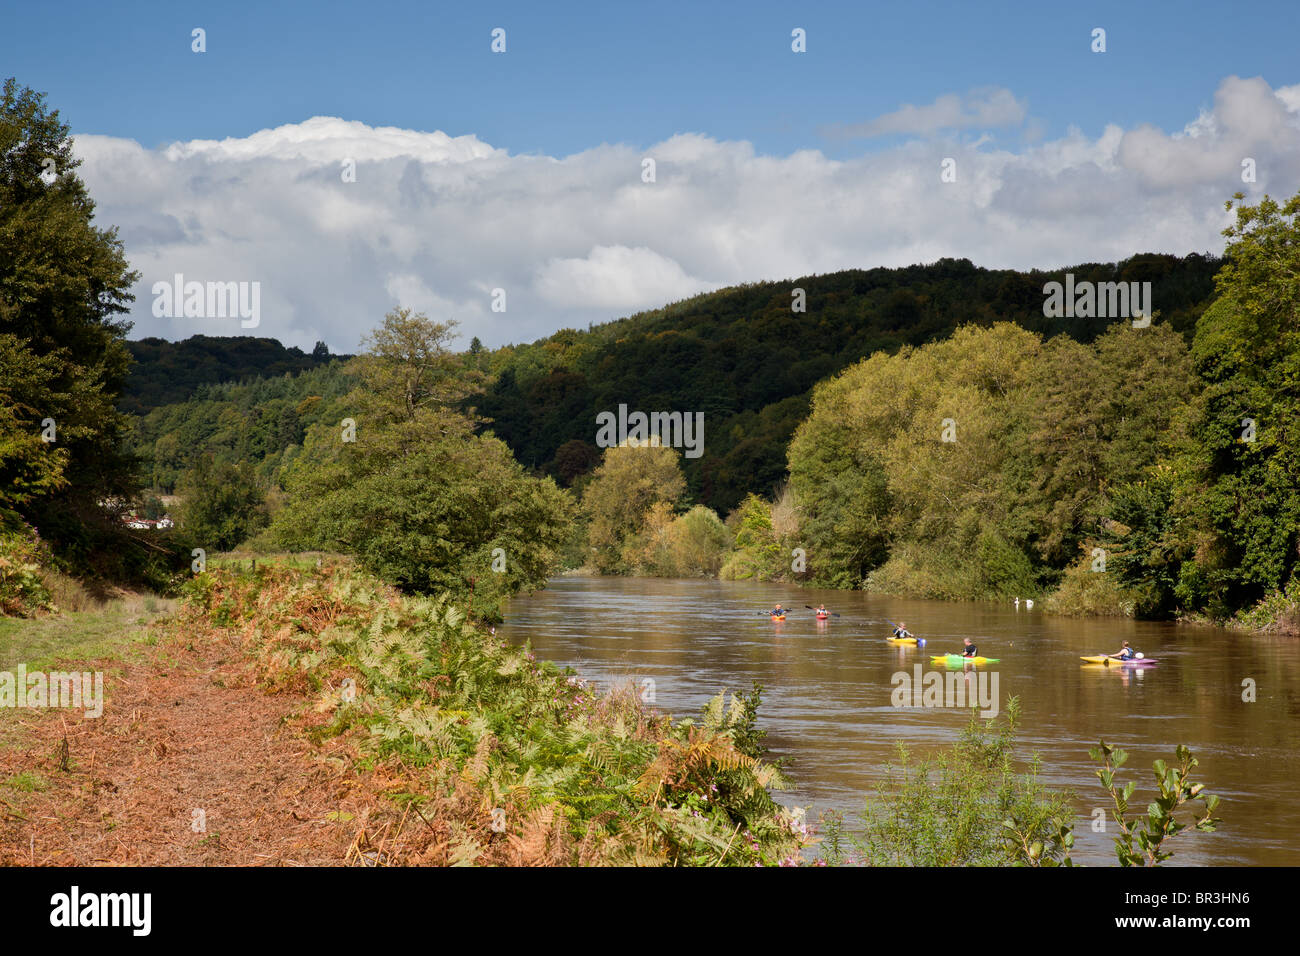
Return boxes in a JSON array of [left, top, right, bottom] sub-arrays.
[[120, 335, 349, 415], [476, 253, 1220, 514], [127, 361, 356, 493]]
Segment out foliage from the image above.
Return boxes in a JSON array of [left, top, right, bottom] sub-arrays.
[[1178, 192, 1300, 616], [719, 493, 790, 582], [128, 360, 356, 494], [580, 441, 686, 574], [170, 565, 807, 865], [1087, 741, 1220, 867], [622, 503, 731, 578], [0, 78, 140, 552], [823, 698, 1075, 866], [477, 255, 1219, 514], [818, 701, 1221, 867], [0, 523, 55, 616], [269, 309, 573, 618], [1231, 572, 1300, 636], [1088, 190, 1300, 624], [0, 334, 69, 526], [121, 334, 345, 415], [175, 454, 269, 551], [789, 320, 1197, 602], [1040, 545, 1140, 617]]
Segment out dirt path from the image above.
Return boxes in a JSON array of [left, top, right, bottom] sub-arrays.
[[0, 626, 383, 866]]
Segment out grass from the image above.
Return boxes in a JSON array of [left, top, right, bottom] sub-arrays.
[[0, 594, 173, 672], [0, 594, 174, 755], [3, 771, 47, 793], [207, 551, 349, 574]]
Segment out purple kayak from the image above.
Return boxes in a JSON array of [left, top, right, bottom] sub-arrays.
[[1080, 655, 1158, 666]]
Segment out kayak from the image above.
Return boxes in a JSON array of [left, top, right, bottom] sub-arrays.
[[931, 654, 999, 665], [816, 613, 830, 620], [770, 614, 786, 622], [887, 636, 920, 645], [1080, 655, 1158, 666]]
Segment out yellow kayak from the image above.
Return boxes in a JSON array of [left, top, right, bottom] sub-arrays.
[[887, 636, 920, 645], [1081, 655, 1158, 667]]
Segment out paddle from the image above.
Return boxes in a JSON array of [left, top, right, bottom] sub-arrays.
[[805, 605, 841, 617]]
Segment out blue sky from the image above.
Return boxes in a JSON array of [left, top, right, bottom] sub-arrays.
[[5, 1, 1300, 351], [8, 0, 1297, 158]]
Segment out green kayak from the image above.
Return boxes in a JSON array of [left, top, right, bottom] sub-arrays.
[[931, 654, 999, 665]]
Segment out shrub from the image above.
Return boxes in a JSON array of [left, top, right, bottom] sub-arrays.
[[0, 523, 55, 616]]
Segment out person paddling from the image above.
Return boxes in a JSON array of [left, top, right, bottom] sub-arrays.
[[815, 604, 830, 618], [1110, 641, 1136, 661], [961, 637, 978, 658], [892, 621, 912, 640], [771, 603, 786, 618]]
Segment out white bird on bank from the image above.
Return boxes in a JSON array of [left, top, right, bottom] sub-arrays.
[[1026, 599, 1034, 609], [1014, 597, 1021, 609]]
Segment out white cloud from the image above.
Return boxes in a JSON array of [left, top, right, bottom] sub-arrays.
[[535, 245, 714, 310], [831, 87, 1028, 139], [162, 115, 501, 164], [70, 76, 1300, 353]]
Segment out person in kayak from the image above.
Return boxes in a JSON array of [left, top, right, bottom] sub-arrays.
[[816, 604, 830, 617], [1111, 641, 1136, 661], [962, 637, 978, 658], [892, 621, 912, 639], [771, 603, 786, 617]]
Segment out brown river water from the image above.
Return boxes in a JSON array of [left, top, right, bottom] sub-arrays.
[[498, 576, 1300, 866]]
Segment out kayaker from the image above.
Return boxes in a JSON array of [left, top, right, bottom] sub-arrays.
[[892, 621, 911, 639], [1111, 641, 1135, 661], [816, 604, 830, 617], [962, 637, 978, 658], [772, 603, 786, 617]]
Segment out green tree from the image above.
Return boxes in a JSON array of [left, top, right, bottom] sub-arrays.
[[1020, 323, 1195, 570], [581, 441, 686, 573], [271, 308, 573, 617], [176, 455, 269, 551], [720, 494, 785, 581], [0, 335, 69, 527], [0, 79, 140, 541], [1178, 192, 1300, 615]]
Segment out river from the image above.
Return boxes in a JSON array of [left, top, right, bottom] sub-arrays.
[[498, 576, 1300, 866]]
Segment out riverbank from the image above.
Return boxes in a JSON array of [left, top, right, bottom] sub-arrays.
[[0, 562, 808, 866]]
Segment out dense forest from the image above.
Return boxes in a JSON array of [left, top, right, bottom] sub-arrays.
[[127, 254, 1222, 514], [120, 335, 346, 415], [477, 253, 1220, 513]]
